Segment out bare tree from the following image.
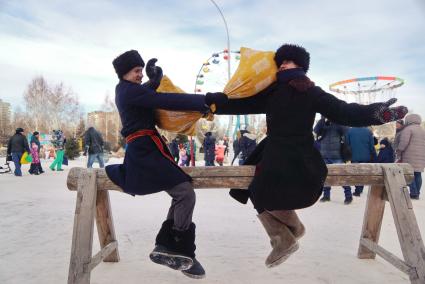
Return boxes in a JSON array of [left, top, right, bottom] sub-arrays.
[[23, 76, 50, 132], [11, 106, 32, 132]]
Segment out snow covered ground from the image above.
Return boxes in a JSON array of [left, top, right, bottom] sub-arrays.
[[0, 156, 424, 284]]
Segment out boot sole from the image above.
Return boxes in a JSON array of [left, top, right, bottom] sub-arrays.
[[150, 251, 193, 271], [266, 242, 299, 268], [182, 271, 206, 279]]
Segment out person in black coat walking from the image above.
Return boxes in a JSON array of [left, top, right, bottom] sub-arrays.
[[207, 44, 408, 268], [84, 127, 105, 168], [105, 50, 226, 278], [203, 132, 216, 166], [7, 128, 30, 176]]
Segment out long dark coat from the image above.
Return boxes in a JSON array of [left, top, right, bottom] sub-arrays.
[[106, 80, 208, 195], [216, 69, 385, 210]]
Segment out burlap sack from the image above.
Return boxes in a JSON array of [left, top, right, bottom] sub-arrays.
[[224, 47, 277, 98], [155, 76, 203, 136]]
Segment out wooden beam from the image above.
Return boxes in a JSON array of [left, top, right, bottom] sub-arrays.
[[68, 170, 98, 284], [95, 190, 119, 262], [359, 238, 416, 277], [87, 241, 118, 272], [382, 165, 425, 284], [357, 185, 386, 259], [67, 164, 414, 192]]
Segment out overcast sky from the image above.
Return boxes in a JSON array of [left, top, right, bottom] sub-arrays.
[[1, 0, 424, 116]]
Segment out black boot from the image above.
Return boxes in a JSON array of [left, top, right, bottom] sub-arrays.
[[229, 188, 250, 204], [150, 220, 196, 271], [182, 258, 206, 279]]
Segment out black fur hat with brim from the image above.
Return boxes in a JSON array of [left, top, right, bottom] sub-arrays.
[[112, 50, 145, 79], [274, 44, 310, 73]]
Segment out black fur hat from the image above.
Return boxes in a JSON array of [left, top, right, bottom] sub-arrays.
[[15, 127, 24, 134], [274, 44, 310, 73], [112, 50, 145, 79]]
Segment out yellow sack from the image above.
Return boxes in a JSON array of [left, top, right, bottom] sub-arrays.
[[155, 76, 203, 136], [20, 152, 32, 164], [224, 47, 277, 98]]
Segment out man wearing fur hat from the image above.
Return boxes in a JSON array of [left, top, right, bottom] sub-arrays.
[[106, 50, 226, 279], [7, 128, 31, 176], [207, 44, 408, 268]]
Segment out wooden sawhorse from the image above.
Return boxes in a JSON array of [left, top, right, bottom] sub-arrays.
[[66, 164, 425, 284]]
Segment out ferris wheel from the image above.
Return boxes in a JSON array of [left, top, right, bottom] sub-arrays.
[[194, 49, 252, 138], [329, 76, 404, 104]]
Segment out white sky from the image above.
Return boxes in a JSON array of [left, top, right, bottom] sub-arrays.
[[0, 0, 424, 116]]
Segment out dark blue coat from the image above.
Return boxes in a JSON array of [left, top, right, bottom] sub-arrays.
[[346, 127, 376, 162], [314, 119, 347, 160], [375, 139, 395, 163], [203, 132, 216, 162], [105, 80, 208, 195]]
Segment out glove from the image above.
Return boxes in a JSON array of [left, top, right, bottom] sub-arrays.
[[145, 58, 163, 83], [205, 92, 228, 106], [374, 98, 408, 124], [6, 154, 12, 162]]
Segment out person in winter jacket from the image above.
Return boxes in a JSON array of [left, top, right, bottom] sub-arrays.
[[84, 126, 105, 168], [29, 142, 42, 175], [49, 129, 66, 171], [396, 113, 425, 199], [345, 127, 377, 196], [169, 138, 180, 163], [393, 119, 405, 161], [7, 127, 30, 176], [231, 131, 241, 165], [375, 138, 395, 163], [207, 44, 408, 268], [238, 129, 257, 165], [30, 131, 44, 173], [313, 117, 352, 204], [215, 140, 226, 166], [203, 132, 216, 166], [105, 50, 226, 278]]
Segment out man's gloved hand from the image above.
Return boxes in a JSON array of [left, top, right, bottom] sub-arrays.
[[6, 154, 12, 162], [146, 58, 163, 83], [205, 92, 228, 106], [374, 98, 408, 124]]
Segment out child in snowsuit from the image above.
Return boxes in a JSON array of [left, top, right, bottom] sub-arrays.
[[29, 142, 41, 175]]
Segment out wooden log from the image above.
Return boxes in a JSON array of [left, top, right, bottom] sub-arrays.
[[67, 163, 414, 192], [357, 185, 386, 259], [95, 190, 119, 262], [68, 170, 97, 284], [382, 165, 425, 283]]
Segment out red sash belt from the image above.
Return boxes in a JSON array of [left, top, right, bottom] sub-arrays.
[[126, 130, 175, 163]]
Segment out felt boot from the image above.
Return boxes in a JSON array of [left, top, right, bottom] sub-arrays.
[[267, 210, 306, 240], [258, 211, 299, 268], [150, 220, 194, 271]]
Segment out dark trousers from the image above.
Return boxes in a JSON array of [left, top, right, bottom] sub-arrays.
[[322, 158, 352, 199], [11, 152, 23, 176], [166, 181, 196, 231], [409, 172, 422, 198]]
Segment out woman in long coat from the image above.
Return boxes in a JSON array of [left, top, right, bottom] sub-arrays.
[[212, 44, 408, 268]]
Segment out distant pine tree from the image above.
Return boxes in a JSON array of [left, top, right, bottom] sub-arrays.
[[65, 137, 80, 160]]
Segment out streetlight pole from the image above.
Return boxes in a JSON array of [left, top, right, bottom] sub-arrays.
[[209, 0, 231, 81], [209, 0, 236, 138]]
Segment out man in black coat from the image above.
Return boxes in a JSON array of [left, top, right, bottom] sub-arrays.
[[105, 50, 226, 278], [84, 126, 105, 168], [208, 44, 408, 268], [313, 117, 352, 204], [7, 128, 30, 176], [203, 132, 215, 166]]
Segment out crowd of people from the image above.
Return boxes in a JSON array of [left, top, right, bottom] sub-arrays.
[[5, 125, 107, 177], [313, 114, 425, 203]]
